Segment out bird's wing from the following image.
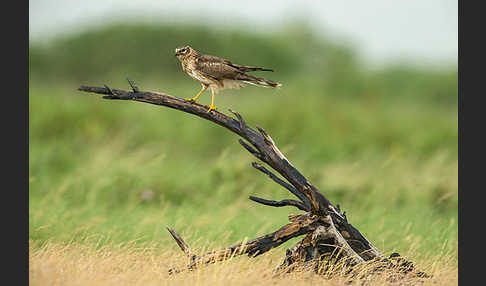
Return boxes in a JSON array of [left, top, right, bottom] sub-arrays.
[[197, 54, 233, 65], [230, 65, 274, 72], [197, 54, 274, 73], [195, 54, 243, 80]]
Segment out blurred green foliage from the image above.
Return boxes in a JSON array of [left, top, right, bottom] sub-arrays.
[[29, 23, 342, 81], [29, 23, 457, 260], [29, 23, 456, 105]]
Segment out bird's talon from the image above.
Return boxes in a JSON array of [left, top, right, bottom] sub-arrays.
[[184, 98, 196, 103], [207, 105, 216, 113]]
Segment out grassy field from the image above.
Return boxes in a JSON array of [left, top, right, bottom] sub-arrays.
[[30, 240, 457, 286], [29, 23, 457, 285]]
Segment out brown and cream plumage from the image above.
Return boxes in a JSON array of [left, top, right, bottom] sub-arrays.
[[174, 45, 281, 112]]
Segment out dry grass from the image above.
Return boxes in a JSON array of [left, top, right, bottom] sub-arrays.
[[30, 240, 457, 286]]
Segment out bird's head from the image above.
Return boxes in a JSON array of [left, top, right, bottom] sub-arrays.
[[175, 45, 193, 59]]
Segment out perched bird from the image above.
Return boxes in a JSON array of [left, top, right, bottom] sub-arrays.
[[174, 45, 281, 113]]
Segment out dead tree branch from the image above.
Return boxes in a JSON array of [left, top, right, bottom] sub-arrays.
[[78, 79, 427, 281]]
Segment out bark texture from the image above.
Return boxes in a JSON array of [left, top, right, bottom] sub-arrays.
[[78, 79, 428, 282]]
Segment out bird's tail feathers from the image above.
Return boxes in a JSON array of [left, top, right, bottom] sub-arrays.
[[238, 74, 282, 88]]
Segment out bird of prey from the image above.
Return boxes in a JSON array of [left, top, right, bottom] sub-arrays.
[[174, 45, 281, 113]]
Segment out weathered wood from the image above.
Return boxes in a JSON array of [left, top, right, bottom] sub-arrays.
[[166, 227, 194, 259], [126, 77, 140, 92], [250, 162, 310, 208], [167, 216, 321, 272], [275, 218, 365, 274], [249, 196, 308, 211], [78, 79, 428, 281]]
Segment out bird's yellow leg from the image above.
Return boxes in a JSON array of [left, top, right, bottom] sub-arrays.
[[185, 85, 207, 103], [207, 89, 216, 113]]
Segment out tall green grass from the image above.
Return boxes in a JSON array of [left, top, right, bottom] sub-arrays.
[[29, 23, 457, 262]]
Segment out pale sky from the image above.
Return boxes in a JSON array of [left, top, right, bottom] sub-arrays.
[[29, 0, 457, 67]]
